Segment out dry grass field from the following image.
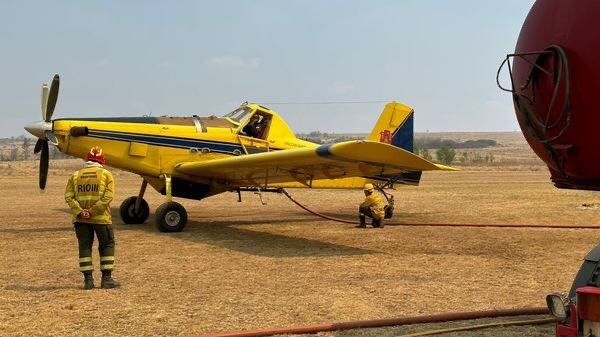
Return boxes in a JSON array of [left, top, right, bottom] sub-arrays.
[[1, 132, 600, 337]]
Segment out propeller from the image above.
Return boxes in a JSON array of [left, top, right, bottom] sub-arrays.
[[25, 74, 60, 190], [45, 75, 59, 122], [39, 139, 49, 189]]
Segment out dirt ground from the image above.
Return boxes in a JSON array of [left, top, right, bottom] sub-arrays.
[[2, 147, 600, 336]]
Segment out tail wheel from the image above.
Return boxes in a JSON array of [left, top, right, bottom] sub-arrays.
[[119, 196, 150, 224], [155, 201, 187, 232]]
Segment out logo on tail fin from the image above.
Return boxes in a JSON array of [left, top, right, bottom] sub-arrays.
[[379, 130, 392, 144]]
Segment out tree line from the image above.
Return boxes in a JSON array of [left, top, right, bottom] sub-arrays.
[[0, 137, 72, 161], [415, 137, 497, 150], [414, 138, 498, 165], [416, 146, 496, 165]]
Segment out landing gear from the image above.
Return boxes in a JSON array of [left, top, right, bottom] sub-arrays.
[[155, 201, 187, 232], [121, 175, 190, 232], [154, 174, 188, 232], [119, 197, 150, 224], [119, 180, 150, 224]]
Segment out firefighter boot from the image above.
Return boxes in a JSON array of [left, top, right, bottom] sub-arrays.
[[101, 270, 120, 289], [372, 218, 383, 228], [83, 272, 94, 290], [356, 214, 367, 228]]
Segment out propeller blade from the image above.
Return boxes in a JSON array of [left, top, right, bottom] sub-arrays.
[[41, 84, 49, 118], [34, 138, 44, 154], [44, 130, 58, 146], [45, 74, 60, 122], [39, 140, 49, 190]]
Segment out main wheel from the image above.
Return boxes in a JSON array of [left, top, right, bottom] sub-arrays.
[[155, 201, 188, 232], [119, 196, 150, 224]]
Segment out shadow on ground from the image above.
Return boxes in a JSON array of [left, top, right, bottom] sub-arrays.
[[44, 207, 378, 257], [0, 226, 73, 234], [5, 284, 78, 292], [127, 218, 377, 258]]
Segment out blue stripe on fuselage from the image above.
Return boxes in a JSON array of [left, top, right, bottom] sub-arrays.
[[87, 130, 273, 155]]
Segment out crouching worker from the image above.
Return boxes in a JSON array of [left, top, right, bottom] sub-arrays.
[[357, 183, 393, 228], [65, 146, 119, 290]]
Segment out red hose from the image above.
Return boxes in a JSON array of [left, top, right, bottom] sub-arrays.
[[284, 191, 356, 224], [385, 223, 600, 229], [191, 307, 550, 337], [281, 189, 600, 229]]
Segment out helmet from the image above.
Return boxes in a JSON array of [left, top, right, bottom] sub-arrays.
[[363, 183, 374, 192], [86, 146, 106, 164]]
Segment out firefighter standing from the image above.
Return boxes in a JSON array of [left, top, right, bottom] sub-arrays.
[[358, 183, 387, 228], [65, 146, 119, 289]]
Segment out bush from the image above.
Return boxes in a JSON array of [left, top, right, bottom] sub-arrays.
[[436, 145, 456, 165], [456, 151, 497, 165]]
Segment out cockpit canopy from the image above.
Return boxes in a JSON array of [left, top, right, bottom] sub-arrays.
[[222, 106, 253, 124]]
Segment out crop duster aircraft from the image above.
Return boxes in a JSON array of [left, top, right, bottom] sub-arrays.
[[25, 74, 454, 232]]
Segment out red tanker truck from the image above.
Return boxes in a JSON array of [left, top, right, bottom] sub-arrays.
[[499, 1, 600, 336]]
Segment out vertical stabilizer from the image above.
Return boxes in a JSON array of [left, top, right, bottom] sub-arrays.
[[367, 102, 421, 186], [367, 102, 414, 152]]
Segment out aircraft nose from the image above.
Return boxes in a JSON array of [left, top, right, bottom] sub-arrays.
[[24, 120, 52, 139]]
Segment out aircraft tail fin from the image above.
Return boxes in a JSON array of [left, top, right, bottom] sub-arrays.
[[366, 102, 420, 186], [367, 102, 414, 152]]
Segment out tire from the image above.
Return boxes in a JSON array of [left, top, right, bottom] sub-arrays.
[[154, 201, 188, 232], [119, 196, 150, 224]]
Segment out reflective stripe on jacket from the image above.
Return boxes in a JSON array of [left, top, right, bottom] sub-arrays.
[[360, 193, 386, 220], [65, 164, 115, 224]]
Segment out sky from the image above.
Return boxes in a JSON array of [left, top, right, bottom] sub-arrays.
[[0, 0, 535, 137]]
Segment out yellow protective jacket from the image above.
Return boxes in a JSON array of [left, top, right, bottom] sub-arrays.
[[360, 193, 386, 220], [65, 162, 115, 224]]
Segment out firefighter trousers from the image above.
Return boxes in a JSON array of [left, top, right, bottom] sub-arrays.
[[359, 206, 377, 219], [359, 207, 383, 227], [74, 222, 115, 273]]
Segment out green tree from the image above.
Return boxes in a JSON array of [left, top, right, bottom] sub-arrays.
[[436, 145, 456, 165]]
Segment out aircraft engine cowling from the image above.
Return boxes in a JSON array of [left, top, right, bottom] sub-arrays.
[[501, 0, 600, 191]]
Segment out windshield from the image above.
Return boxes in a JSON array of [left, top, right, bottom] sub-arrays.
[[223, 107, 252, 123]]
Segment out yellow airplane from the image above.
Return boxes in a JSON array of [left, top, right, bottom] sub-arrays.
[[25, 74, 454, 232]]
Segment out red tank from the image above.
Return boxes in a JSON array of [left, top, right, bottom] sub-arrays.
[[499, 0, 600, 191]]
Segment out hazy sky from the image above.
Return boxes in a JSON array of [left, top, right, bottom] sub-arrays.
[[1, 1, 534, 137]]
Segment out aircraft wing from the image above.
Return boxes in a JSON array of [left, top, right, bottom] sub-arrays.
[[174, 140, 456, 187]]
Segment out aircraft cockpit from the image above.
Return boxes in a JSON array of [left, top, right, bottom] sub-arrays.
[[223, 106, 272, 141]]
